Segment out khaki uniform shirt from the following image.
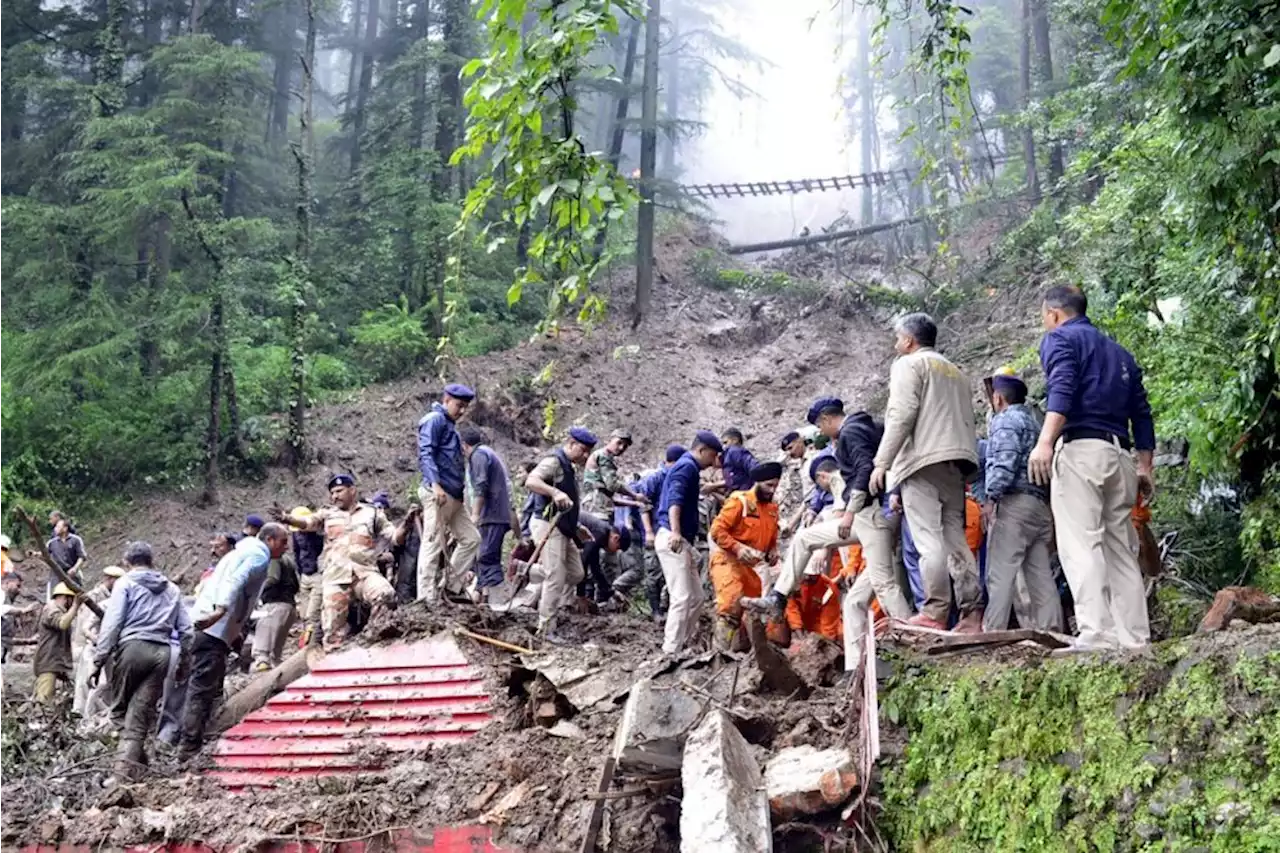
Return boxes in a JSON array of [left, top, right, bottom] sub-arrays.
[[315, 503, 390, 586]]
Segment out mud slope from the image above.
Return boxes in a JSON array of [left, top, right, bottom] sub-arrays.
[[81, 219, 1039, 585]]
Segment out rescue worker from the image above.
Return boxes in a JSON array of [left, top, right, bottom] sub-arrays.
[[719, 428, 759, 494], [2, 572, 38, 663], [869, 313, 983, 632], [776, 431, 808, 535], [582, 429, 647, 521], [1, 534, 14, 577], [525, 427, 597, 644], [34, 582, 81, 702], [611, 444, 684, 616], [46, 519, 87, 599], [290, 507, 324, 645], [747, 398, 913, 626], [708, 461, 782, 651], [181, 524, 289, 758], [656, 431, 724, 655], [983, 373, 1064, 632], [391, 503, 423, 603], [72, 564, 124, 716], [243, 515, 264, 538], [775, 559, 843, 647], [578, 515, 632, 603], [252, 537, 299, 671], [416, 383, 481, 604], [277, 476, 397, 652], [92, 542, 192, 780], [1029, 286, 1155, 650], [460, 427, 518, 601]]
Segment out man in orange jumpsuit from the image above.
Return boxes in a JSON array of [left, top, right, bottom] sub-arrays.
[[709, 461, 782, 651], [776, 564, 843, 645]]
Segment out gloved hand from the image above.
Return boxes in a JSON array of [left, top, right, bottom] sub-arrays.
[[736, 544, 765, 565]]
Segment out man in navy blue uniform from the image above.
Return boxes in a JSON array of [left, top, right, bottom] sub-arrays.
[[657, 431, 723, 655], [1029, 286, 1155, 649], [416, 383, 481, 604]]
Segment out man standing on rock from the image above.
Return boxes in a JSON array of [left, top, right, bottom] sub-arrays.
[[92, 542, 192, 780], [181, 524, 288, 758], [1029, 286, 1155, 650], [460, 427, 518, 602], [416, 383, 481, 604], [656, 431, 723, 655], [277, 477, 397, 652], [747, 397, 913, 628], [982, 373, 1064, 633], [525, 427, 597, 644], [708, 461, 782, 651], [868, 313, 983, 633]]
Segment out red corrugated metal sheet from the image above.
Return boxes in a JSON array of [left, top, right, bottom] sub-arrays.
[[23, 825, 517, 852], [210, 636, 493, 789]]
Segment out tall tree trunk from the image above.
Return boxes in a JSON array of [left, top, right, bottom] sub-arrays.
[[203, 290, 225, 504], [433, 0, 465, 197], [660, 1, 679, 177], [223, 362, 243, 459], [633, 0, 659, 328], [1031, 0, 1063, 189], [591, 15, 640, 264], [139, 215, 170, 378], [344, 0, 364, 117], [287, 0, 317, 468], [349, 0, 379, 176], [267, 1, 294, 147], [1020, 0, 1041, 201], [856, 5, 875, 225]]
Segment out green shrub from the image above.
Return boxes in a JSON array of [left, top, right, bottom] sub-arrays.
[[350, 297, 435, 381]]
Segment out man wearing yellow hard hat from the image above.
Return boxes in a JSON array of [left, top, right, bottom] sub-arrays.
[[34, 582, 81, 702]]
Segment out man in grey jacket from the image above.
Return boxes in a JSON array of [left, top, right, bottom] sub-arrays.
[[93, 542, 193, 780], [869, 313, 983, 632]]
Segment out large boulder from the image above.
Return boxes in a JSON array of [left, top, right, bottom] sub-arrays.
[[679, 710, 772, 853]]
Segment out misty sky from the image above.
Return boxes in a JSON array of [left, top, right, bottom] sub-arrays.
[[684, 0, 863, 245]]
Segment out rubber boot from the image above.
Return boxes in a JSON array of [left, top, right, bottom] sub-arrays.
[[713, 616, 738, 651], [114, 738, 146, 783], [537, 616, 570, 648]]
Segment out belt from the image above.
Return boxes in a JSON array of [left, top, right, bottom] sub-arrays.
[[1062, 427, 1130, 450]]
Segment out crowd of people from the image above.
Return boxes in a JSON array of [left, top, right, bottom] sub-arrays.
[[0, 284, 1158, 782]]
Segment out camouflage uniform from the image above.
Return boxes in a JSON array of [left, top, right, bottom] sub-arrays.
[[775, 453, 806, 523], [315, 502, 396, 650], [582, 448, 625, 520]]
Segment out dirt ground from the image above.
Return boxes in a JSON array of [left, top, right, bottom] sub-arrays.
[[1, 601, 862, 852]]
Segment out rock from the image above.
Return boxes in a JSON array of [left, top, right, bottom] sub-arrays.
[[468, 780, 502, 812], [680, 711, 772, 853], [1199, 586, 1280, 632], [548, 721, 586, 739], [764, 745, 858, 820], [612, 677, 704, 772], [785, 633, 842, 688], [746, 618, 809, 698], [1136, 823, 1163, 841]]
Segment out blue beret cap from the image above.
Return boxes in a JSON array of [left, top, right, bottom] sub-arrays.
[[568, 426, 598, 447], [991, 375, 1027, 396], [443, 383, 475, 401], [779, 430, 801, 449], [808, 449, 835, 483], [694, 430, 724, 453], [665, 444, 687, 463], [328, 473, 356, 489], [369, 490, 391, 510], [613, 526, 632, 552], [806, 396, 844, 425], [244, 514, 264, 529]]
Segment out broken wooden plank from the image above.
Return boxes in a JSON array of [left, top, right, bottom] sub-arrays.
[[922, 628, 1070, 654]]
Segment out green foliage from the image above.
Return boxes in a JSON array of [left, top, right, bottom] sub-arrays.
[[881, 645, 1280, 850], [450, 0, 639, 327], [351, 297, 437, 381]]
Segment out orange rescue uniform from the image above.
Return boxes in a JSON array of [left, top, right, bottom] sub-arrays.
[[709, 489, 780, 616], [786, 574, 843, 641], [965, 495, 982, 555]]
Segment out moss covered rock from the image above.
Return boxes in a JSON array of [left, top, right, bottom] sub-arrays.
[[877, 626, 1280, 852]]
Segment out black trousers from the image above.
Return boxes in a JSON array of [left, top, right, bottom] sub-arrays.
[[179, 630, 229, 753], [110, 639, 170, 741]]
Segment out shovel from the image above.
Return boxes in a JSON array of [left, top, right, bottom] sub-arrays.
[[487, 511, 564, 612]]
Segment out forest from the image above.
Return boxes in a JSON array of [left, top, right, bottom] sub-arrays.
[[2, 0, 1278, 582]]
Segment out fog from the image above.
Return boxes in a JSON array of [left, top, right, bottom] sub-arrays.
[[682, 0, 861, 245]]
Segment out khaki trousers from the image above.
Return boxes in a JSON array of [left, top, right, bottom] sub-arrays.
[[297, 573, 323, 629], [321, 567, 395, 651], [657, 529, 704, 655], [536, 524, 584, 629], [1051, 439, 1149, 648], [983, 492, 1063, 632], [252, 601, 298, 668], [900, 462, 982, 623], [773, 506, 911, 621], [416, 490, 481, 602], [841, 572, 875, 672]]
